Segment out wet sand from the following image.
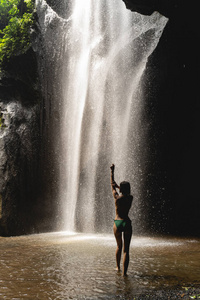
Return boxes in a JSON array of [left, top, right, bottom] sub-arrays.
[[0, 232, 199, 299]]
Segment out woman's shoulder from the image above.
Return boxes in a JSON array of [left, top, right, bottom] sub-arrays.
[[117, 194, 133, 201]]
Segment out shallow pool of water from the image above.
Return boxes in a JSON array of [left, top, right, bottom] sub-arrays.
[[0, 233, 199, 299]]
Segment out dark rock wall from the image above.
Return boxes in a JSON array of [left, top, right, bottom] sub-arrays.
[[33, 1, 68, 231], [0, 49, 42, 236], [122, 0, 200, 236], [0, 1, 67, 236], [147, 25, 199, 236]]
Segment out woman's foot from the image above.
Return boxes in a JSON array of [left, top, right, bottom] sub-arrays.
[[116, 267, 121, 273]]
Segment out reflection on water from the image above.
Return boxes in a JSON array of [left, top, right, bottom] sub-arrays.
[[0, 233, 200, 299]]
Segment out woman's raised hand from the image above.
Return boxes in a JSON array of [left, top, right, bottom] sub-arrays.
[[110, 164, 115, 172]]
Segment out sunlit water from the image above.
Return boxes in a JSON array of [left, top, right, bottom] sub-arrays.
[[0, 233, 200, 299], [36, 0, 168, 233]]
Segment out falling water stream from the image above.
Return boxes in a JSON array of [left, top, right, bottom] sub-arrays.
[[61, 2, 168, 233], [0, 2, 199, 299], [36, 0, 168, 233]]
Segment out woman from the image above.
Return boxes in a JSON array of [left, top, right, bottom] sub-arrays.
[[110, 164, 133, 276]]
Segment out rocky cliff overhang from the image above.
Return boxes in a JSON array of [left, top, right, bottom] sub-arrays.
[[121, 0, 198, 38], [121, 0, 180, 18]]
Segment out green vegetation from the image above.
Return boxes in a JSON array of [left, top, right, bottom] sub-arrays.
[[0, 0, 35, 68]]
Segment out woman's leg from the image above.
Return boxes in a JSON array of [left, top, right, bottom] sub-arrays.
[[113, 223, 122, 271], [123, 227, 132, 276]]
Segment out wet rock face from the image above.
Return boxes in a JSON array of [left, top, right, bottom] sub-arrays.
[[121, 0, 197, 35], [45, 0, 71, 18], [0, 49, 41, 236]]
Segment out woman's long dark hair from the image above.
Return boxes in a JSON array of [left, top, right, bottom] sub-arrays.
[[120, 181, 130, 195]]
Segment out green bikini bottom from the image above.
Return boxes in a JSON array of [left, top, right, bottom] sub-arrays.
[[114, 219, 132, 232]]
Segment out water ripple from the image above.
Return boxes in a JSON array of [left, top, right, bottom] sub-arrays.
[[0, 233, 200, 299]]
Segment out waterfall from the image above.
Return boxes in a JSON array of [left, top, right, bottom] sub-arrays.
[[36, 0, 168, 233]]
